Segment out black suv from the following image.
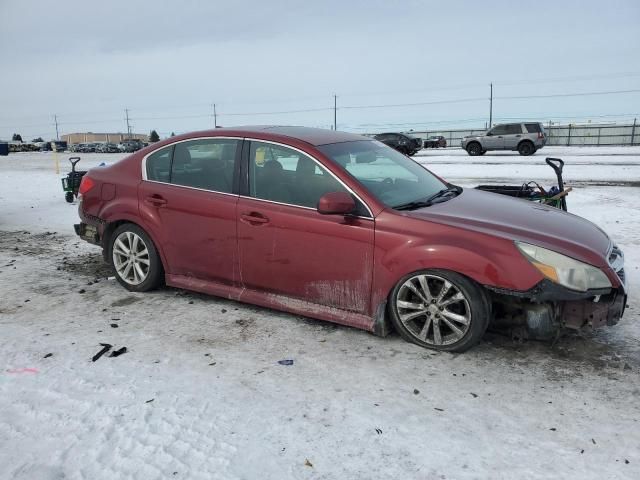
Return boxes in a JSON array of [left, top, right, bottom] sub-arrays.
[[373, 133, 422, 156]]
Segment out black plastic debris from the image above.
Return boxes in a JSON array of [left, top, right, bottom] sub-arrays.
[[43, 353, 53, 359], [92, 343, 112, 362], [145, 398, 154, 404], [278, 359, 294, 366], [110, 347, 127, 357], [110, 323, 118, 328]]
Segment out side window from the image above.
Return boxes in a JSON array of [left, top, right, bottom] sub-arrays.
[[146, 146, 172, 182], [489, 125, 508, 135], [171, 139, 238, 193], [249, 141, 348, 209], [505, 124, 523, 135], [525, 123, 541, 133]]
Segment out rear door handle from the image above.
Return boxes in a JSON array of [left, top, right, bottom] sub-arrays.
[[515, 135, 521, 137], [145, 195, 167, 207], [240, 212, 269, 225]]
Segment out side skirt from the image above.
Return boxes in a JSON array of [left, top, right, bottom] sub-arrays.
[[166, 274, 377, 333]]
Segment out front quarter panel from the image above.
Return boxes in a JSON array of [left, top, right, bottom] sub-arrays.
[[370, 210, 544, 310]]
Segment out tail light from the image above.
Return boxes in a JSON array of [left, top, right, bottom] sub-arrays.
[[78, 176, 95, 196], [538, 132, 545, 139]]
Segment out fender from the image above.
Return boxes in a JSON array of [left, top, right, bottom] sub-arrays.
[[370, 239, 544, 314]]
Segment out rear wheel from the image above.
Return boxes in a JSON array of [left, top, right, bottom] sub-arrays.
[[109, 223, 163, 292], [518, 141, 535, 156], [65, 191, 74, 203], [388, 269, 490, 352], [466, 142, 483, 156]]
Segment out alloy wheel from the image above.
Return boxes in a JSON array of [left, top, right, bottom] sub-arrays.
[[112, 231, 150, 285], [395, 273, 472, 346]]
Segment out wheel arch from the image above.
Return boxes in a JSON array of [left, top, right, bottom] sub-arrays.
[[101, 216, 168, 273], [517, 139, 535, 152], [371, 241, 542, 314]]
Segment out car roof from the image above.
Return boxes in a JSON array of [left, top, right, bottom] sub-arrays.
[[185, 126, 370, 146]]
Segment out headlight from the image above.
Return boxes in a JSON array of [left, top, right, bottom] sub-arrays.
[[515, 241, 611, 292]]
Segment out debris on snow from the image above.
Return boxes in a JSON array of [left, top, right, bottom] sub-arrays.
[[278, 359, 294, 366], [92, 343, 112, 362], [109, 347, 127, 357]]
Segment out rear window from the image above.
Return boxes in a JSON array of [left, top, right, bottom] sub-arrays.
[[524, 123, 542, 133], [146, 146, 172, 182]]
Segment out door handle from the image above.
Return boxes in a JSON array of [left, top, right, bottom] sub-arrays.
[[144, 195, 167, 207], [515, 135, 521, 137], [240, 212, 269, 225]]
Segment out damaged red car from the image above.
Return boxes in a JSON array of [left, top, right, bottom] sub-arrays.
[[74, 126, 627, 352]]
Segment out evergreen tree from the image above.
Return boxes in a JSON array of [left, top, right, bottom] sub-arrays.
[[32, 137, 44, 142], [149, 130, 160, 142], [12, 133, 23, 142], [170, 132, 176, 137]]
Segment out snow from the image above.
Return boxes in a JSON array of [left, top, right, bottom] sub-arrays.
[[1, 147, 639, 479]]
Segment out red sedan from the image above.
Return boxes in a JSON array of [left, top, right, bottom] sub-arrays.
[[75, 126, 627, 351]]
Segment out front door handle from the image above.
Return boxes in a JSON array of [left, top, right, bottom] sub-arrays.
[[144, 195, 167, 207], [240, 212, 269, 225]]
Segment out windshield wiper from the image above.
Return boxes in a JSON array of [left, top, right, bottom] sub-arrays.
[[393, 185, 462, 211]]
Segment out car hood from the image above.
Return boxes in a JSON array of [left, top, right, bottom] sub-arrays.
[[405, 188, 611, 267]]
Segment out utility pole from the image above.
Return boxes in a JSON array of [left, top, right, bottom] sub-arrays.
[[212, 103, 218, 128], [489, 83, 494, 126], [632, 117, 637, 146], [333, 94, 337, 131], [54, 114, 59, 140], [125, 109, 131, 138]]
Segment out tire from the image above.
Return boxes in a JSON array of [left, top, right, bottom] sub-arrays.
[[388, 269, 490, 352], [466, 142, 483, 156], [65, 191, 74, 203], [518, 141, 535, 156], [479, 150, 487, 155], [109, 223, 163, 292]]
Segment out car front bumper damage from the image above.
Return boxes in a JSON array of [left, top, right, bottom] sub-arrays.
[[487, 278, 628, 339]]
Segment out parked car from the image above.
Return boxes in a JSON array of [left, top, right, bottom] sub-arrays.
[[373, 132, 422, 156], [424, 136, 447, 148], [74, 126, 626, 352], [98, 142, 119, 153], [78, 143, 98, 153], [461, 122, 546, 156], [118, 140, 144, 153]]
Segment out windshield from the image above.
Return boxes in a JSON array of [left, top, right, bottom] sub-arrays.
[[317, 140, 447, 208]]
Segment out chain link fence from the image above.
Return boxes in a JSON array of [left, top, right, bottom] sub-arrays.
[[406, 120, 639, 147]]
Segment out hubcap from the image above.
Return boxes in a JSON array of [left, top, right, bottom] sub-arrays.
[[112, 231, 150, 285], [396, 274, 471, 346]]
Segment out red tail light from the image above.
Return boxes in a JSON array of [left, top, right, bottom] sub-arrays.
[[538, 132, 544, 139], [78, 176, 95, 196]]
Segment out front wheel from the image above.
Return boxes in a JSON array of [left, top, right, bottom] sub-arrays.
[[109, 223, 163, 292], [388, 269, 490, 352]]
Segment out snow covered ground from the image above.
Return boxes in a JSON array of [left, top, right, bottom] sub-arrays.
[[1, 147, 639, 479]]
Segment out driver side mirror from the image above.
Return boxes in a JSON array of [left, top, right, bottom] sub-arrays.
[[317, 192, 356, 215]]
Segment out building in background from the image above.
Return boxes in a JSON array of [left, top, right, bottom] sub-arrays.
[[62, 132, 148, 144]]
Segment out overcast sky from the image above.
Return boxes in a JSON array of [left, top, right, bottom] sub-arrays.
[[1, 0, 639, 140]]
